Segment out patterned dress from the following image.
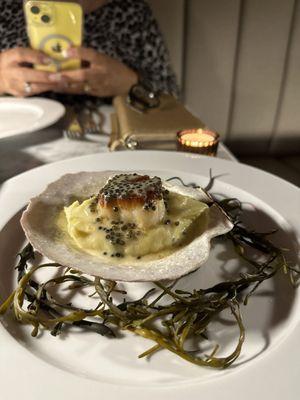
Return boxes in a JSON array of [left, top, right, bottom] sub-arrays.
[[0, 0, 178, 104]]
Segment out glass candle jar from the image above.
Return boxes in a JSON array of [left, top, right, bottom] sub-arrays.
[[177, 128, 220, 156]]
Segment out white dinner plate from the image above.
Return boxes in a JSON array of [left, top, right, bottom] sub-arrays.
[[0, 151, 299, 400], [0, 97, 65, 139]]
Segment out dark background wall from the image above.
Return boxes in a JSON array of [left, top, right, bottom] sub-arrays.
[[149, 0, 300, 156]]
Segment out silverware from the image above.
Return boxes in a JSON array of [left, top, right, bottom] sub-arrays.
[[80, 108, 100, 134], [63, 109, 85, 140], [80, 106, 104, 134]]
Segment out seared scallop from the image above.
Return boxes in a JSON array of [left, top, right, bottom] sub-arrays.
[[97, 174, 167, 230]]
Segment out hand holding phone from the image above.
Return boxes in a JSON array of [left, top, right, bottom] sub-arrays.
[[24, 0, 83, 72], [0, 47, 68, 97]]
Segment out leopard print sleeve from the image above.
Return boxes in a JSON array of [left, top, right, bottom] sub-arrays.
[[135, 1, 180, 96], [0, 0, 27, 49]]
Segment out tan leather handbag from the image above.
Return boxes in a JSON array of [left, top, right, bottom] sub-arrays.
[[109, 94, 205, 151]]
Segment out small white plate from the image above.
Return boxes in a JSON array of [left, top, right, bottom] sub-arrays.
[[0, 97, 65, 139], [0, 151, 299, 400]]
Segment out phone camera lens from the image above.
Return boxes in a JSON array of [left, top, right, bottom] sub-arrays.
[[31, 6, 40, 14], [41, 14, 51, 23]]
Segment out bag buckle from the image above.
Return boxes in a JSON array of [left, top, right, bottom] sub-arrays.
[[127, 81, 160, 113]]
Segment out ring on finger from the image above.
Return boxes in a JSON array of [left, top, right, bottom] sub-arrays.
[[64, 82, 74, 89], [67, 82, 80, 90], [24, 82, 32, 95], [84, 82, 91, 93]]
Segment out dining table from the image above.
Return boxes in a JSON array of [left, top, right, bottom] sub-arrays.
[[1, 102, 300, 400], [0, 105, 237, 185]]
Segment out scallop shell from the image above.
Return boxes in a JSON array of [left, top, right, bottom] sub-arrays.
[[21, 171, 233, 282]]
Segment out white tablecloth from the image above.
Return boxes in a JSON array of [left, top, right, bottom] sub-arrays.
[[0, 106, 236, 184]]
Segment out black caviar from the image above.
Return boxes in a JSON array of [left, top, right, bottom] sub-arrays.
[[98, 174, 164, 210]]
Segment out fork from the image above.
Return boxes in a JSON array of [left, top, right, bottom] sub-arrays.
[[82, 107, 104, 135], [63, 109, 85, 140], [80, 108, 99, 134]]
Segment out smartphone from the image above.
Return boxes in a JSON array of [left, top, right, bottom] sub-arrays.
[[24, 0, 83, 72]]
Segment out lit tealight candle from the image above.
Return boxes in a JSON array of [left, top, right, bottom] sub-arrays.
[[177, 128, 219, 156]]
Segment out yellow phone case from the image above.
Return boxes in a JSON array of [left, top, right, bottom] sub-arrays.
[[24, 0, 83, 72]]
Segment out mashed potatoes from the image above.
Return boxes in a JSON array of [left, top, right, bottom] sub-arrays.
[[63, 191, 208, 261]]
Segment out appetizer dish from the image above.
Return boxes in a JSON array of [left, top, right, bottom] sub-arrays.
[[21, 171, 233, 282], [1, 173, 298, 370]]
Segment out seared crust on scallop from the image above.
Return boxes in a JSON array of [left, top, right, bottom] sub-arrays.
[[97, 174, 167, 229], [98, 174, 165, 209]]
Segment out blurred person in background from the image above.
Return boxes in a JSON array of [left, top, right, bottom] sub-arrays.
[[0, 0, 178, 104]]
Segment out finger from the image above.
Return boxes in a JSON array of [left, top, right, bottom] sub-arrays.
[[3, 48, 51, 66], [66, 47, 100, 64], [26, 83, 59, 96], [53, 81, 86, 95], [53, 80, 97, 95], [50, 69, 92, 83], [11, 80, 62, 97], [17, 68, 52, 84]]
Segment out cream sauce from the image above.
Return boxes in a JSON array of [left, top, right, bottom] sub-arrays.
[[57, 191, 209, 263]]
